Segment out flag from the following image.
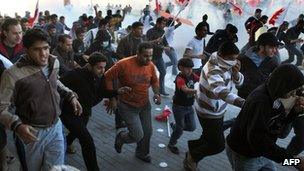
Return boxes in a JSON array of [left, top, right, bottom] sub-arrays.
[[155, 105, 172, 122], [228, 1, 243, 15], [175, 0, 190, 6], [159, 10, 194, 26], [28, 0, 39, 28], [269, 3, 291, 26], [155, 0, 161, 13], [246, 0, 261, 7]]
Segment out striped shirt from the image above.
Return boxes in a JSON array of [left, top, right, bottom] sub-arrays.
[[194, 54, 245, 118]]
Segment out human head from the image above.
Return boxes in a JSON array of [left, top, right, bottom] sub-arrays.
[[280, 21, 289, 31], [131, 21, 144, 37], [59, 16, 65, 23], [88, 52, 108, 77], [296, 19, 304, 31], [254, 8, 262, 19], [202, 14, 208, 21], [75, 27, 86, 41], [20, 18, 29, 32], [257, 32, 282, 57], [156, 17, 167, 30], [259, 15, 268, 25], [23, 28, 51, 67], [107, 10, 112, 16], [58, 34, 73, 53], [217, 41, 239, 60], [46, 24, 57, 36], [195, 23, 208, 39], [136, 42, 153, 66], [1, 18, 23, 45], [225, 24, 238, 42], [178, 58, 194, 77], [50, 14, 58, 23]]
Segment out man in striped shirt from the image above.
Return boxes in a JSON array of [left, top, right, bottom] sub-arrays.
[[184, 41, 245, 170]]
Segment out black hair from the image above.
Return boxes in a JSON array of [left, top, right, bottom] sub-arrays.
[[1, 18, 19, 32], [58, 34, 72, 43], [137, 42, 153, 54], [195, 22, 207, 35], [22, 28, 50, 48], [178, 58, 194, 70], [20, 18, 29, 23], [132, 21, 144, 29], [255, 8, 262, 13], [260, 15, 268, 21], [88, 52, 108, 66], [59, 16, 65, 20], [156, 17, 166, 24], [226, 24, 238, 34], [218, 41, 239, 57], [50, 14, 58, 20], [75, 27, 86, 36]]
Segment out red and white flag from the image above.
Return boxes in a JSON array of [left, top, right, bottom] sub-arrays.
[[155, 0, 161, 12], [246, 0, 261, 8], [269, 3, 291, 26], [28, 0, 39, 28], [228, 1, 243, 15], [175, 0, 190, 6]]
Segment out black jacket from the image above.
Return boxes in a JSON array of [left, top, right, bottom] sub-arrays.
[[237, 47, 279, 99], [227, 64, 304, 163], [146, 26, 168, 60], [60, 67, 118, 117]]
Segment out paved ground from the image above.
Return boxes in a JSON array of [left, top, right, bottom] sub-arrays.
[[6, 81, 300, 171]]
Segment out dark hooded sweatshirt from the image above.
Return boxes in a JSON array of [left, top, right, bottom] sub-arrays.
[[227, 64, 304, 163]]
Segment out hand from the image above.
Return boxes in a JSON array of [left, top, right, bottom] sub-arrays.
[[15, 124, 39, 144], [71, 98, 83, 116], [198, 54, 206, 60], [294, 156, 304, 171], [117, 86, 132, 95], [294, 97, 304, 113], [154, 37, 162, 44], [232, 59, 241, 74], [106, 98, 117, 115], [153, 94, 161, 105], [82, 55, 90, 62], [93, 5, 97, 10]]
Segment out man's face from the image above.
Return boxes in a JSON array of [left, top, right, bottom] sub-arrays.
[[137, 48, 153, 66], [77, 32, 85, 41], [48, 28, 57, 36], [197, 26, 208, 39], [3, 24, 23, 45], [157, 20, 167, 30], [92, 61, 106, 77], [132, 26, 143, 37], [180, 66, 193, 77], [60, 18, 65, 24], [21, 22, 30, 32], [60, 38, 73, 52], [26, 41, 50, 67], [261, 45, 278, 57]]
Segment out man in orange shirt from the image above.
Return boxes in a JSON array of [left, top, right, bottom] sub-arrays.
[[105, 42, 161, 163]]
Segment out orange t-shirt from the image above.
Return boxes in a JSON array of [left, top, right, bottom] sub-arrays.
[[105, 56, 159, 107]]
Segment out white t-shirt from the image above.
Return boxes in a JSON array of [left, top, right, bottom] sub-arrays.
[[186, 37, 205, 69], [165, 26, 175, 47]]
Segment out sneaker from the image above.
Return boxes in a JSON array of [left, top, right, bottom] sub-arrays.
[[66, 145, 76, 154], [183, 152, 197, 171], [168, 144, 179, 154], [114, 131, 124, 153], [136, 155, 152, 163]]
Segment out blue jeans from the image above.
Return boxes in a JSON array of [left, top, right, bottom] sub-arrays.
[[164, 48, 178, 75], [169, 104, 196, 145], [117, 101, 152, 157], [23, 120, 65, 171], [153, 57, 167, 93], [282, 44, 304, 66], [226, 144, 277, 171]]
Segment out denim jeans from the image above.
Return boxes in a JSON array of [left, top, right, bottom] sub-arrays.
[[117, 101, 152, 157], [23, 120, 65, 171], [282, 44, 304, 66], [169, 104, 196, 145], [226, 144, 277, 171], [164, 48, 178, 75], [153, 57, 167, 94]]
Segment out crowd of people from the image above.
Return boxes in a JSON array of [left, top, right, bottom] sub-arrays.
[[0, 3, 304, 171]]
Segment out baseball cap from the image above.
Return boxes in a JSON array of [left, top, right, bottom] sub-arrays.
[[257, 32, 283, 47]]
